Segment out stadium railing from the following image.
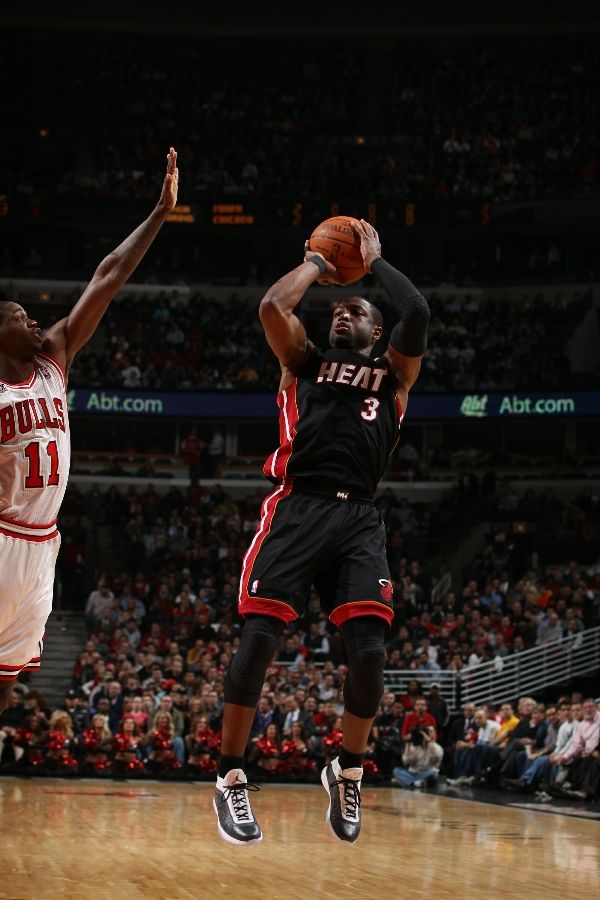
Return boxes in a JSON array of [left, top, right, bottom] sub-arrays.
[[382, 625, 600, 711]]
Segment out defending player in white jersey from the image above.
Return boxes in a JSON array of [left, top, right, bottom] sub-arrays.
[[0, 148, 179, 710]]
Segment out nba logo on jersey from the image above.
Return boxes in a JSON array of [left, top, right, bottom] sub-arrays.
[[251, 579, 260, 594], [0, 384, 6, 393], [40, 366, 51, 379]]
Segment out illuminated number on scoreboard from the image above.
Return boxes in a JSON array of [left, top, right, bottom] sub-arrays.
[[330, 202, 340, 217], [24, 441, 60, 488], [405, 203, 415, 227]]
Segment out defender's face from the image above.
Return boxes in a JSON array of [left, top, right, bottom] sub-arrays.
[[329, 298, 381, 351], [0, 302, 43, 358]]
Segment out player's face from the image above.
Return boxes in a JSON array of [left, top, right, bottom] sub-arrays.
[[0, 302, 43, 358], [329, 298, 382, 351]]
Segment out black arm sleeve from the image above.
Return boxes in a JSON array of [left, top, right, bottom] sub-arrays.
[[371, 257, 430, 357]]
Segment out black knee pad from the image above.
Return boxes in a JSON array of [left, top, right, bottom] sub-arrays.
[[342, 616, 386, 719], [224, 614, 285, 708]]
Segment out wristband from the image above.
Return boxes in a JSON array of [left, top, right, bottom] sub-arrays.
[[306, 255, 328, 275]]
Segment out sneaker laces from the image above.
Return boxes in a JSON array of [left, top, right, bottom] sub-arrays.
[[220, 781, 260, 822], [333, 776, 361, 819]]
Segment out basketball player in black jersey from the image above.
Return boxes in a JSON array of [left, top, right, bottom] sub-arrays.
[[213, 219, 430, 845]]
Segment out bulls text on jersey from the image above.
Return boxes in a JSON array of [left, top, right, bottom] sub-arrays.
[[0, 397, 66, 444]]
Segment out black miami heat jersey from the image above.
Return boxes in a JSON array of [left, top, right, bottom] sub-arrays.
[[263, 347, 403, 499]]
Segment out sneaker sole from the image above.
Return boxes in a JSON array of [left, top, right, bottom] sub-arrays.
[[320, 766, 355, 845], [212, 798, 263, 846]]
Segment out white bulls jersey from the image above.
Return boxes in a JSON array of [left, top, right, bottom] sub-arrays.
[[0, 353, 70, 539]]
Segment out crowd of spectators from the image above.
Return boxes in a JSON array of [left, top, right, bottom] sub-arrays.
[[443, 694, 600, 804], [415, 289, 590, 392], [2, 679, 598, 805], [2, 478, 598, 803], [13, 282, 591, 394], [3, 33, 598, 204]]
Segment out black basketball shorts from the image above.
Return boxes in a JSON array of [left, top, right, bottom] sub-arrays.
[[238, 484, 394, 627]]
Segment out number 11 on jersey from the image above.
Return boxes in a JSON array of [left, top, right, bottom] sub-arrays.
[[24, 441, 60, 488]]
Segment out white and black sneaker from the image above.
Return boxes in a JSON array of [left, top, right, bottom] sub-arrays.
[[213, 768, 262, 845], [321, 757, 362, 844]]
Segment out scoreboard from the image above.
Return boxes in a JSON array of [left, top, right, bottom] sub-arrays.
[[0, 192, 492, 230], [205, 199, 492, 229]]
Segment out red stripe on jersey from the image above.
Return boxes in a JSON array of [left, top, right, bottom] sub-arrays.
[[238, 482, 294, 608], [37, 352, 66, 388], [263, 381, 299, 480], [395, 395, 404, 424], [330, 600, 394, 628], [0, 526, 59, 542], [0, 366, 37, 388], [390, 394, 406, 454], [0, 514, 57, 529]]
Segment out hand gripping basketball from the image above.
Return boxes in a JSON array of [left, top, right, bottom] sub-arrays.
[[308, 215, 369, 284], [303, 242, 343, 285]]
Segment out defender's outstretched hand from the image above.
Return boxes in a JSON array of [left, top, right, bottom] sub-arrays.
[[158, 147, 179, 213]]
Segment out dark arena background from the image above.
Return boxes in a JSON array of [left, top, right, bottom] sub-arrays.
[[0, 3, 599, 898]]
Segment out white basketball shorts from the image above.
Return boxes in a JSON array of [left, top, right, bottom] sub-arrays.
[[0, 532, 60, 681]]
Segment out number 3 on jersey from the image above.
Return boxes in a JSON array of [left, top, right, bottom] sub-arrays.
[[361, 396, 380, 421], [24, 440, 60, 488]]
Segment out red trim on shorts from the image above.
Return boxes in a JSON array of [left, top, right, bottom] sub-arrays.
[[0, 526, 59, 542], [0, 514, 57, 529], [240, 597, 298, 623], [0, 655, 42, 681], [238, 481, 294, 612], [37, 352, 66, 387], [330, 601, 394, 628]]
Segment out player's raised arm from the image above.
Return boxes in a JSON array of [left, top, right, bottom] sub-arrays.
[[43, 147, 179, 372], [258, 249, 338, 374], [355, 219, 430, 402]]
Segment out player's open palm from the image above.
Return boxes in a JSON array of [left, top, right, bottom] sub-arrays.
[[355, 219, 382, 272], [158, 147, 179, 213]]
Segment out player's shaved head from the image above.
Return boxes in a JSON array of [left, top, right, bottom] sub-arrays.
[[341, 296, 383, 327], [0, 300, 16, 325]]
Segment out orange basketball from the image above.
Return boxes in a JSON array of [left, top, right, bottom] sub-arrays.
[[308, 216, 367, 285]]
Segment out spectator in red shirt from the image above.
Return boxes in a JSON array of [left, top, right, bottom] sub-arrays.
[[401, 696, 438, 743]]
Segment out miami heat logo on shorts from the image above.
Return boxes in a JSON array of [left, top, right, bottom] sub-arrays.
[[379, 579, 393, 602]]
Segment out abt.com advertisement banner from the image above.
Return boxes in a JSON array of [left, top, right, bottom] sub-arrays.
[[65, 389, 600, 420]]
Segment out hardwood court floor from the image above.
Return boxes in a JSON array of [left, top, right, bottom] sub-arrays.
[[0, 778, 598, 900]]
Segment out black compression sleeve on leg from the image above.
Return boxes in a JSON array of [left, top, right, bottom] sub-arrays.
[[341, 616, 387, 719], [371, 257, 430, 357], [224, 614, 285, 708]]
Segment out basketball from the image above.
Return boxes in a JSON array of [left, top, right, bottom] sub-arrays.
[[308, 215, 367, 284]]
